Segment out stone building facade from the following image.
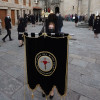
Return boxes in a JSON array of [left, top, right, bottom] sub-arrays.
[[0, 0, 44, 28], [0, 0, 100, 28]]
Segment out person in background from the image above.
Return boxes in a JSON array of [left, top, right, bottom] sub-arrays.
[[24, 14, 28, 31], [56, 13, 63, 33], [84, 14, 88, 22], [36, 14, 38, 23], [17, 18, 25, 47], [28, 14, 31, 24], [75, 14, 78, 27], [88, 14, 94, 30], [2, 15, 13, 42], [93, 15, 100, 38], [31, 14, 35, 27], [0, 19, 2, 35]]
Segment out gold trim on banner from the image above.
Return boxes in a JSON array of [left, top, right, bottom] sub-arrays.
[[65, 36, 69, 97], [24, 35, 34, 100], [23, 33, 69, 39], [41, 32, 48, 36], [68, 35, 72, 40], [24, 35, 26, 100], [24, 34, 69, 99]]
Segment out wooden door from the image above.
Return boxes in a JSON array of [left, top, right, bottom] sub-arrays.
[[11, 10, 15, 26], [0, 9, 7, 28]]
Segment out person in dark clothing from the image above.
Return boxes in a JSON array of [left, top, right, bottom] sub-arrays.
[[36, 14, 38, 22], [31, 14, 35, 27], [46, 13, 58, 34], [40, 13, 59, 99], [88, 14, 95, 30], [40, 13, 59, 36], [17, 18, 25, 47], [28, 14, 31, 23], [93, 16, 100, 38], [75, 14, 78, 27], [24, 14, 28, 31], [2, 15, 13, 42], [56, 13, 63, 33]]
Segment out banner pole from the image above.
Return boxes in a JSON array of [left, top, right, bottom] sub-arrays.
[[24, 35, 26, 100], [64, 96, 66, 100]]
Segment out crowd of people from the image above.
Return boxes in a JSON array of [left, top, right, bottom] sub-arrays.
[[0, 12, 100, 48], [0, 12, 64, 49], [64, 13, 100, 38], [0, 12, 64, 99], [65, 14, 85, 22]]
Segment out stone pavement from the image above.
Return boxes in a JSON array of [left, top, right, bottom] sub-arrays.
[[0, 21, 100, 100]]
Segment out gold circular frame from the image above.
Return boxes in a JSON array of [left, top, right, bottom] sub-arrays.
[[35, 51, 57, 76]]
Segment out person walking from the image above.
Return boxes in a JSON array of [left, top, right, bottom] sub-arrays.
[[88, 14, 94, 30], [17, 18, 25, 47], [93, 15, 100, 38], [56, 13, 63, 33], [2, 15, 13, 42], [0, 19, 2, 35]]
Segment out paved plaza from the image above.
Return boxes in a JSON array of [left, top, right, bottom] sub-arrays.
[[0, 21, 100, 100]]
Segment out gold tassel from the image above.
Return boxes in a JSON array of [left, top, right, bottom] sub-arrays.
[[68, 35, 72, 40], [32, 92, 34, 99], [61, 96, 62, 100], [46, 97, 47, 100]]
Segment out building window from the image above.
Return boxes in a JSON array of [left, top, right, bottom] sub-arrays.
[[15, 0, 19, 4], [23, 0, 26, 5], [2, 0, 8, 2], [29, 0, 31, 6]]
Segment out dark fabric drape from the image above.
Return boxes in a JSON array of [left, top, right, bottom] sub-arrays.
[[25, 35, 69, 96]]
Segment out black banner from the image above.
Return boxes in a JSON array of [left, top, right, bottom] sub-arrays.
[[25, 35, 69, 96]]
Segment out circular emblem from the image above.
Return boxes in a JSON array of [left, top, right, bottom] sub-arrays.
[[35, 51, 57, 76]]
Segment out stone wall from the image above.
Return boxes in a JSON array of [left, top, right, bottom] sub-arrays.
[[60, 0, 100, 17], [60, 0, 78, 16]]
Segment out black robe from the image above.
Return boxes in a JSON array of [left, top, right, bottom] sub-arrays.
[[93, 19, 100, 34], [5, 17, 11, 30]]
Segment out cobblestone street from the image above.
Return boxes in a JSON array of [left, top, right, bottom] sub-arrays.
[[0, 21, 100, 100]]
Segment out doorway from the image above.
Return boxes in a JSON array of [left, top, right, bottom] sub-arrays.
[[11, 10, 15, 26], [0, 9, 7, 28]]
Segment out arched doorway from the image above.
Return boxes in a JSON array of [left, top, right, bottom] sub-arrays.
[[55, 7, 59, 14]]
